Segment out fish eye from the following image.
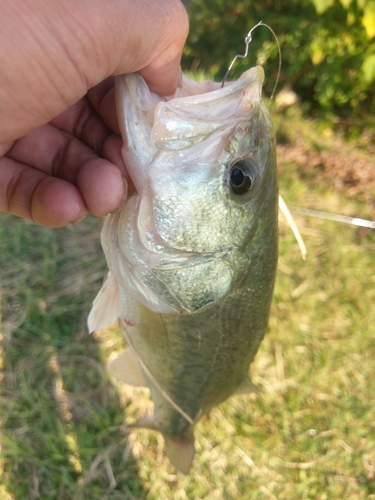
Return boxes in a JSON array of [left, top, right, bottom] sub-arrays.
[[229, 159, 258, 195]]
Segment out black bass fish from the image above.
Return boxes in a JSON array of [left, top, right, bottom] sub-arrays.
[[88, 66, 278, 473]]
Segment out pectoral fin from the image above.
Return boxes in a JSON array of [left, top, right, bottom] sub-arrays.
[[107, 350, 146, 387], [87, 271, 120, 332]]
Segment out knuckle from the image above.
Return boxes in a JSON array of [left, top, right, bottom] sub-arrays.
[[163, 0, 189, 48]]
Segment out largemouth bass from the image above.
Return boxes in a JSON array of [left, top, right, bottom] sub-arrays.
[[88, 66, 278, 473]]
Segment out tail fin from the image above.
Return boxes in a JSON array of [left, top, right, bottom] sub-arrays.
[[129, 416, 195, 474], [164, 435, 195, 474]]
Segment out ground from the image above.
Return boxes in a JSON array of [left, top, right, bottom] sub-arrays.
[[0, 107, 374, 499]]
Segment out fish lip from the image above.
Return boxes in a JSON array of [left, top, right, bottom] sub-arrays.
[[150, 68, 264, 152], [159, 65, 264, 107], [153, 245, 235, 263]]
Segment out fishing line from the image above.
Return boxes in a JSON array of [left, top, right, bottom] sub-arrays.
[[289, 206, 375, 229], [221, 20, 281, 100]]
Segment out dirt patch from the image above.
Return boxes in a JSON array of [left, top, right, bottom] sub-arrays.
[[278, 141, 375, 196], [277, 133, 375, 215]]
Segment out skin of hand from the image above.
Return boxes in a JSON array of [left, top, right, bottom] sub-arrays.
[[0, 0, 189, 227]]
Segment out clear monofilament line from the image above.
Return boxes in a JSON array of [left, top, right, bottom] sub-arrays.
[[290, 206, 375, 229], [221, 21, 281, 100]]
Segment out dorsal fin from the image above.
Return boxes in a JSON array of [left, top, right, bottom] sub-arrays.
[[87, 272, 120, 333]]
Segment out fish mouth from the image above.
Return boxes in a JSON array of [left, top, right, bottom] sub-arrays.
[[116, 66, 265, 191]]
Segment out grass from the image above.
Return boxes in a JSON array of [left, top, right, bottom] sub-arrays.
[[1, 113, 375, 499]]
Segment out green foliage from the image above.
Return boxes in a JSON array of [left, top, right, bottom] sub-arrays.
[[183, 0, 375, 126]]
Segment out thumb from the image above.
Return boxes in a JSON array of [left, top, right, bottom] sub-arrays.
[[85, 0, 189, 96], [0, 0, 189, 143]]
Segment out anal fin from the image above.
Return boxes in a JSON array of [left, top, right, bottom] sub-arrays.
[[233, 375, 260, 396], [107, 350, 146, 387]]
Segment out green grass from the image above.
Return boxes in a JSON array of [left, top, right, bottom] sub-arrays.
[[1, 115, 375, 499]]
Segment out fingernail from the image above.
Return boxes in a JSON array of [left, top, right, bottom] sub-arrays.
[[68, 210, 88, 225], [110, 177, 128, 215]]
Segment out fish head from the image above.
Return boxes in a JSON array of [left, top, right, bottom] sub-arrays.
[[102, 67, 277, 314]]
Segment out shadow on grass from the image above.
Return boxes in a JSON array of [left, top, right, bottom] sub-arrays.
[[0, 215, 145, 500]]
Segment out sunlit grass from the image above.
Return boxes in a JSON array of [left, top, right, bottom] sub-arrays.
[[0, 115, 374, 499]]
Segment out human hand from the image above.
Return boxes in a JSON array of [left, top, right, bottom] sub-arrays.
[[0, 0, 188, 227]]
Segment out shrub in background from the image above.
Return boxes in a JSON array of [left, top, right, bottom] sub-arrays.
[[183, 0, 375, 132]]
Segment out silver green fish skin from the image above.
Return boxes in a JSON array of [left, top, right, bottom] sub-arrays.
[[89, 67, 278, 472]]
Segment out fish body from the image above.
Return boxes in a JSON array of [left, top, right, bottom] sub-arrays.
[[88, 67, 278, 473]]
